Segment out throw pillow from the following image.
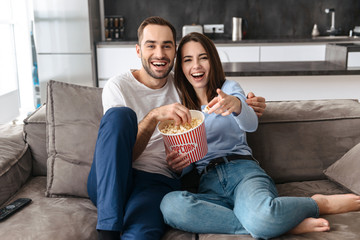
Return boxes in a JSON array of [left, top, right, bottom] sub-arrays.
[[324, 142, 360, 195], [45, 80, 103, 198]]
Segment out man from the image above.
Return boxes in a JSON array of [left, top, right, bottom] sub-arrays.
[[87, 16, 266, 240]]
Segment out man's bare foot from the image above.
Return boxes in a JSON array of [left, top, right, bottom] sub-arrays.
[[311, 194, 360, 215], [289, 218, 330, 235]]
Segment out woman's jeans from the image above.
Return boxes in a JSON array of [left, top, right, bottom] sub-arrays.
[[161, 159, 319, 239], [87, 107, 181, 240]]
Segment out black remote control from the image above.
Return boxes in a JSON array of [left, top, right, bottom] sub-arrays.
[[0, 198, 32, 221]]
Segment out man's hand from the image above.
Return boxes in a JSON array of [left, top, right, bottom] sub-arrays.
[[133, 103, 191, 161], [150, 102, 191, 125], [166, 151, 190, 174], [246, 92, 266, 117]]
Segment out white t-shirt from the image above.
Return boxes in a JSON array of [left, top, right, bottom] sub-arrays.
[[102, 70, 181, 178]]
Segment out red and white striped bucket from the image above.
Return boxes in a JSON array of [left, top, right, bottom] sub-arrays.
[[158, 110, 208, 163]]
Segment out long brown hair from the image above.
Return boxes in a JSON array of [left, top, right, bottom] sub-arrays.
[[174, 32, 225, 110]]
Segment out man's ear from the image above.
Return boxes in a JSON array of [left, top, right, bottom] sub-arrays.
[[136, 44, 141, 58]]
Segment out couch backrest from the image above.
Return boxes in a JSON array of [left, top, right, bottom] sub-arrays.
[[24, 87, 360, 185], [247, 99, 360, 183], [23, 82, 103, 177]]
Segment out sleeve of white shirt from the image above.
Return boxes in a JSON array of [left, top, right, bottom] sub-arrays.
[[222, 80, 258, 132], [102, 77, 126, 114]]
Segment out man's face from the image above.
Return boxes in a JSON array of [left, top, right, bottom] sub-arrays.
[[136, 24, 176, 80]]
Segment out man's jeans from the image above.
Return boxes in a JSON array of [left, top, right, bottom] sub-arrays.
[[161, 159, 319, 239], [87, 107, 180, 240]]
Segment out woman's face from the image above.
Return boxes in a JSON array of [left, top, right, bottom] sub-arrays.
[[181, 41, 210, 90]]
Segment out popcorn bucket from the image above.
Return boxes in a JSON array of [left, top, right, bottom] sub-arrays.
[[158, 110, 208, 163]]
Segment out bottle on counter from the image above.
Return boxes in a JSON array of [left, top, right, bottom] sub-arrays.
[[119, 17, 125, 40], [114, 17, 119, 28], [115, 29, 120, 40], [104, 17, 109, 28], [110, 29, 114, 40], [311, 24, 320, 37]]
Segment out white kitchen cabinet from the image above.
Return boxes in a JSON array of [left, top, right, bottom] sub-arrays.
[[97, 45, 141, 87], [348, 52, 360, 68], [215, 45, 260, 62], [260, 44, 326, 62]]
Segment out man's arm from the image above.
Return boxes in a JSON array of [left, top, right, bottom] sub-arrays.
[[132, 110, 158, 161], [246, 92, 266, 117], [132, 103, 191, 161]]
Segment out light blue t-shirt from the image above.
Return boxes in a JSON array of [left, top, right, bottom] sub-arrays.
[[194, 80, 258, 174]]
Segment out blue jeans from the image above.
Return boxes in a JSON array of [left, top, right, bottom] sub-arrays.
[[87, 107, 181, 240], [161, 159, 319, 239]]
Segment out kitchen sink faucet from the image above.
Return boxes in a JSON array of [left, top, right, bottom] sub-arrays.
[[325, 8, 337, 35]]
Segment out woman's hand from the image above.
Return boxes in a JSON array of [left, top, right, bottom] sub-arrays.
[[207, 89, 241, 116], [166, 150, 190, 174]]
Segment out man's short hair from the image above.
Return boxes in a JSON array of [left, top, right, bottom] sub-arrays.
[[137, 16, 176, 45]]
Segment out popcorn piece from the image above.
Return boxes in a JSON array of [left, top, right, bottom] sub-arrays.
[[160, 118, 202, 134], [202, 105, 210, 113]]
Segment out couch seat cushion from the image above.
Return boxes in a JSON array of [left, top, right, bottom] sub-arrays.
[[0, 124, 32, 206], [0, 177, 97, 240]]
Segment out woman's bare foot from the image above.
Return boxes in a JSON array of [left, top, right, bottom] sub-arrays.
[[289, 218, 330, 235], [311, 194, 360, 215]]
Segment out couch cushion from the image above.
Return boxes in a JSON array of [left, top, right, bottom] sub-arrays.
[[0, 177, 97, 240], [324, 142, 360, 195], [247, 99, 360, 183], [46, 80, 103, 198], [23, 104, 47, 176], [0, 124, 32, 206]]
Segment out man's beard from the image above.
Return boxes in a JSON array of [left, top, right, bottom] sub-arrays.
[[141, 57, 174, 80]]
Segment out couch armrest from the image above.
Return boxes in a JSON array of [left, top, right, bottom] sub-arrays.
[[23, 104, 47, 176], [0, 124, 32, 206]]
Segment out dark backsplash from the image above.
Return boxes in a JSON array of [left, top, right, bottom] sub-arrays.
[[104, 0, 360, 41]]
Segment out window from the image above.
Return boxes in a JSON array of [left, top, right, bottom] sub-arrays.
[[0, 22, 17, 96], [0, 0, 34, 124]]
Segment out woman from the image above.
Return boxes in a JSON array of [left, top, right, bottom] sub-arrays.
[[160, 32, 360, 239]]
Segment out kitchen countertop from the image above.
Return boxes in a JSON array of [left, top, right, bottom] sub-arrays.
[[222, 61, 360, 76], [97, 36, 360, 46]]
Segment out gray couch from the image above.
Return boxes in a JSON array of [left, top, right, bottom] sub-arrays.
[[1, 80, 360, 240]]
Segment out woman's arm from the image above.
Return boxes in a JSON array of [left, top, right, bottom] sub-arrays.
[[207, 80, 258, 132]]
